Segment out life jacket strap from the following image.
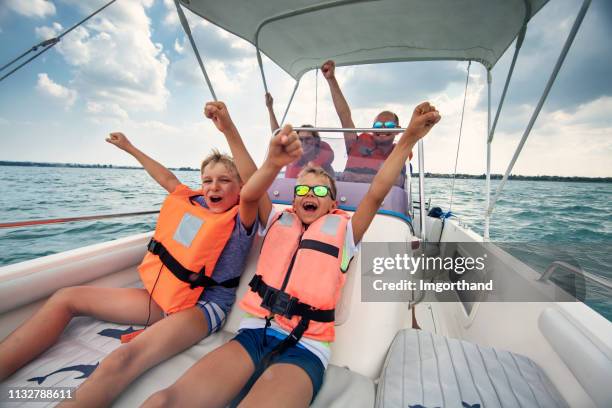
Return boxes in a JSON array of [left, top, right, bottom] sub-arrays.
[[248, 275, 335, 322], [147, 239, 239, 289], [258, 317, 311, 371]]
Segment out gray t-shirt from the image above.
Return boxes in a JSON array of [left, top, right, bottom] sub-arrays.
[[193, 195, 257, 312]]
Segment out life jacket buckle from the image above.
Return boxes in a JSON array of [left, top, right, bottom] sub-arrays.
[[249, 274, 263, 291], [261, 288, 297, 319], [147, 239, 163, 255]]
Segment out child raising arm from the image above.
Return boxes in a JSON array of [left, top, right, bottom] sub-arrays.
[[141, 102, 439, 408]]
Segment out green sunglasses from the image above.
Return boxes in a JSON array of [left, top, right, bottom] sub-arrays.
[[294, 184, 334, 199]]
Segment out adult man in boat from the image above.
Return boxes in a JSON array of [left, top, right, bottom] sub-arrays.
[[321, 60, 412, 185]]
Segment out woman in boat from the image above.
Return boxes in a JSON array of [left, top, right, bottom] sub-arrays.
[[321, 60, 411, 185], [141, 101, 440, 408], [0, 102, 267, 407], [265, 92, 335, 178]]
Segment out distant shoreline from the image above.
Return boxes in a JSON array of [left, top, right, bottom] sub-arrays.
[[1, 161, 610, 183]]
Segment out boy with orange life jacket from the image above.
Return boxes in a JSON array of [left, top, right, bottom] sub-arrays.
[[0, 102, 266, 407], [142, 101, 440, 408]]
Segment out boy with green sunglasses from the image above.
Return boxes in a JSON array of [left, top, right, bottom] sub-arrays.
[[142, 101, 440, 408]]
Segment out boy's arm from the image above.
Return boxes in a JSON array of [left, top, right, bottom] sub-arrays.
[[321, 60, 358, 151], [265, 93, 281, 134], [204, 101, 272, 229], [351, 102, 441, 244], [106, 133, 180, 193], [241, 125, 302, 219]]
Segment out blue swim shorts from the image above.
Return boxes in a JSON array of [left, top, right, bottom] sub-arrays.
[[195, 300, 228, 335], [231, 328, 325, 404]]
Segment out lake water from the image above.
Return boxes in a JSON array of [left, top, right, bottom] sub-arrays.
[[0, 165, 610, 320]]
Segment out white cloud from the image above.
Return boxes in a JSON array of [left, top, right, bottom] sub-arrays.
[[86, 101, 128, 120], [174, 38, 184, 54], [34, 22, 62, 39], [41, 0, 170, 116], [162, 0, 178, 26], [36, 73, 77, 108], [3, 0, 56, 19]]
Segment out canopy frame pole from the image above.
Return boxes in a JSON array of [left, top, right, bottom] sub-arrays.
[[489, 0, 531, 143], [488, 25, 527, 143], [256, 48, 269, 94], [418, 140, 426, 242], [484, 69, 492, 240], [173, 0, 218, 100], [486, 0, 591, 219], [280, 79, 301, 126]]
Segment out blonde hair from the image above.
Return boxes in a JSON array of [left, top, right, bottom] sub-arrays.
[[297, 165, 337, 199], [200, 149, 241, 182]]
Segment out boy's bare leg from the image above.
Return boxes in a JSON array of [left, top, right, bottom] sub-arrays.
[[58, 306, 208, 408], [0, 286, 162, 381], [238, 363, 312, 408], [141, 340, 255, 408]]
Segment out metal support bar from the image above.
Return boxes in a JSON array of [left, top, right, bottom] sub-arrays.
[[0, 210, 160, 229], [281, 79, 301, 126], [406, 160, 413, 217], [488, 25, 526, 143], [418, 140, 426, 242], [256, 48, 269, 94], [484, 69, 492, 240], [272, 126, 408, 135], [174, 0, 217, 100], [486, 0, 591, 218], [538, 261, 612, 291], [274, 127, 406, 137]]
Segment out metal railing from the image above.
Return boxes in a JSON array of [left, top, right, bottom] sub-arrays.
[[538, 261, 612, 291], [0, 210, 159, 229], [272, 126, 407, 135]]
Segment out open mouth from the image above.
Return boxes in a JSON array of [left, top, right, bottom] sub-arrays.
[[302, 201, 318, 213], [209, 195, 223, 203]]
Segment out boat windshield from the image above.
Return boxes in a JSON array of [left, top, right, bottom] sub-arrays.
[[279, 134, 408, 188], [273, 133, 411, 218]]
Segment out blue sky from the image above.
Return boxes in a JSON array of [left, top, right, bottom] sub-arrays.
[[0, 0, 610, 177]]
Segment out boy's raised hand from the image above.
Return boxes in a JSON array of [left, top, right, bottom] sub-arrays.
[[267, 124, 303, 168], [106, 132, 133, 151], [204, 101, 235, 133], [403, 102, 441, 145], [321, 60, 335, 80]]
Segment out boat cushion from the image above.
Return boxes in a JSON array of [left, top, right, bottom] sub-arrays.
[[376, 329, 568, 408], [0, 316, 374, 407]]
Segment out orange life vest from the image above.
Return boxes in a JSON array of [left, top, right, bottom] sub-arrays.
[[139, 185, 238, 314], [240, 208, 351, 342], [345, 133, 412, 174]]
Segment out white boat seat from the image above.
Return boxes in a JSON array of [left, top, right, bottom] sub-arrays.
[[539, 307, 612, 408], [0, 316, 374, 407], [376, 329, 568, 408]]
